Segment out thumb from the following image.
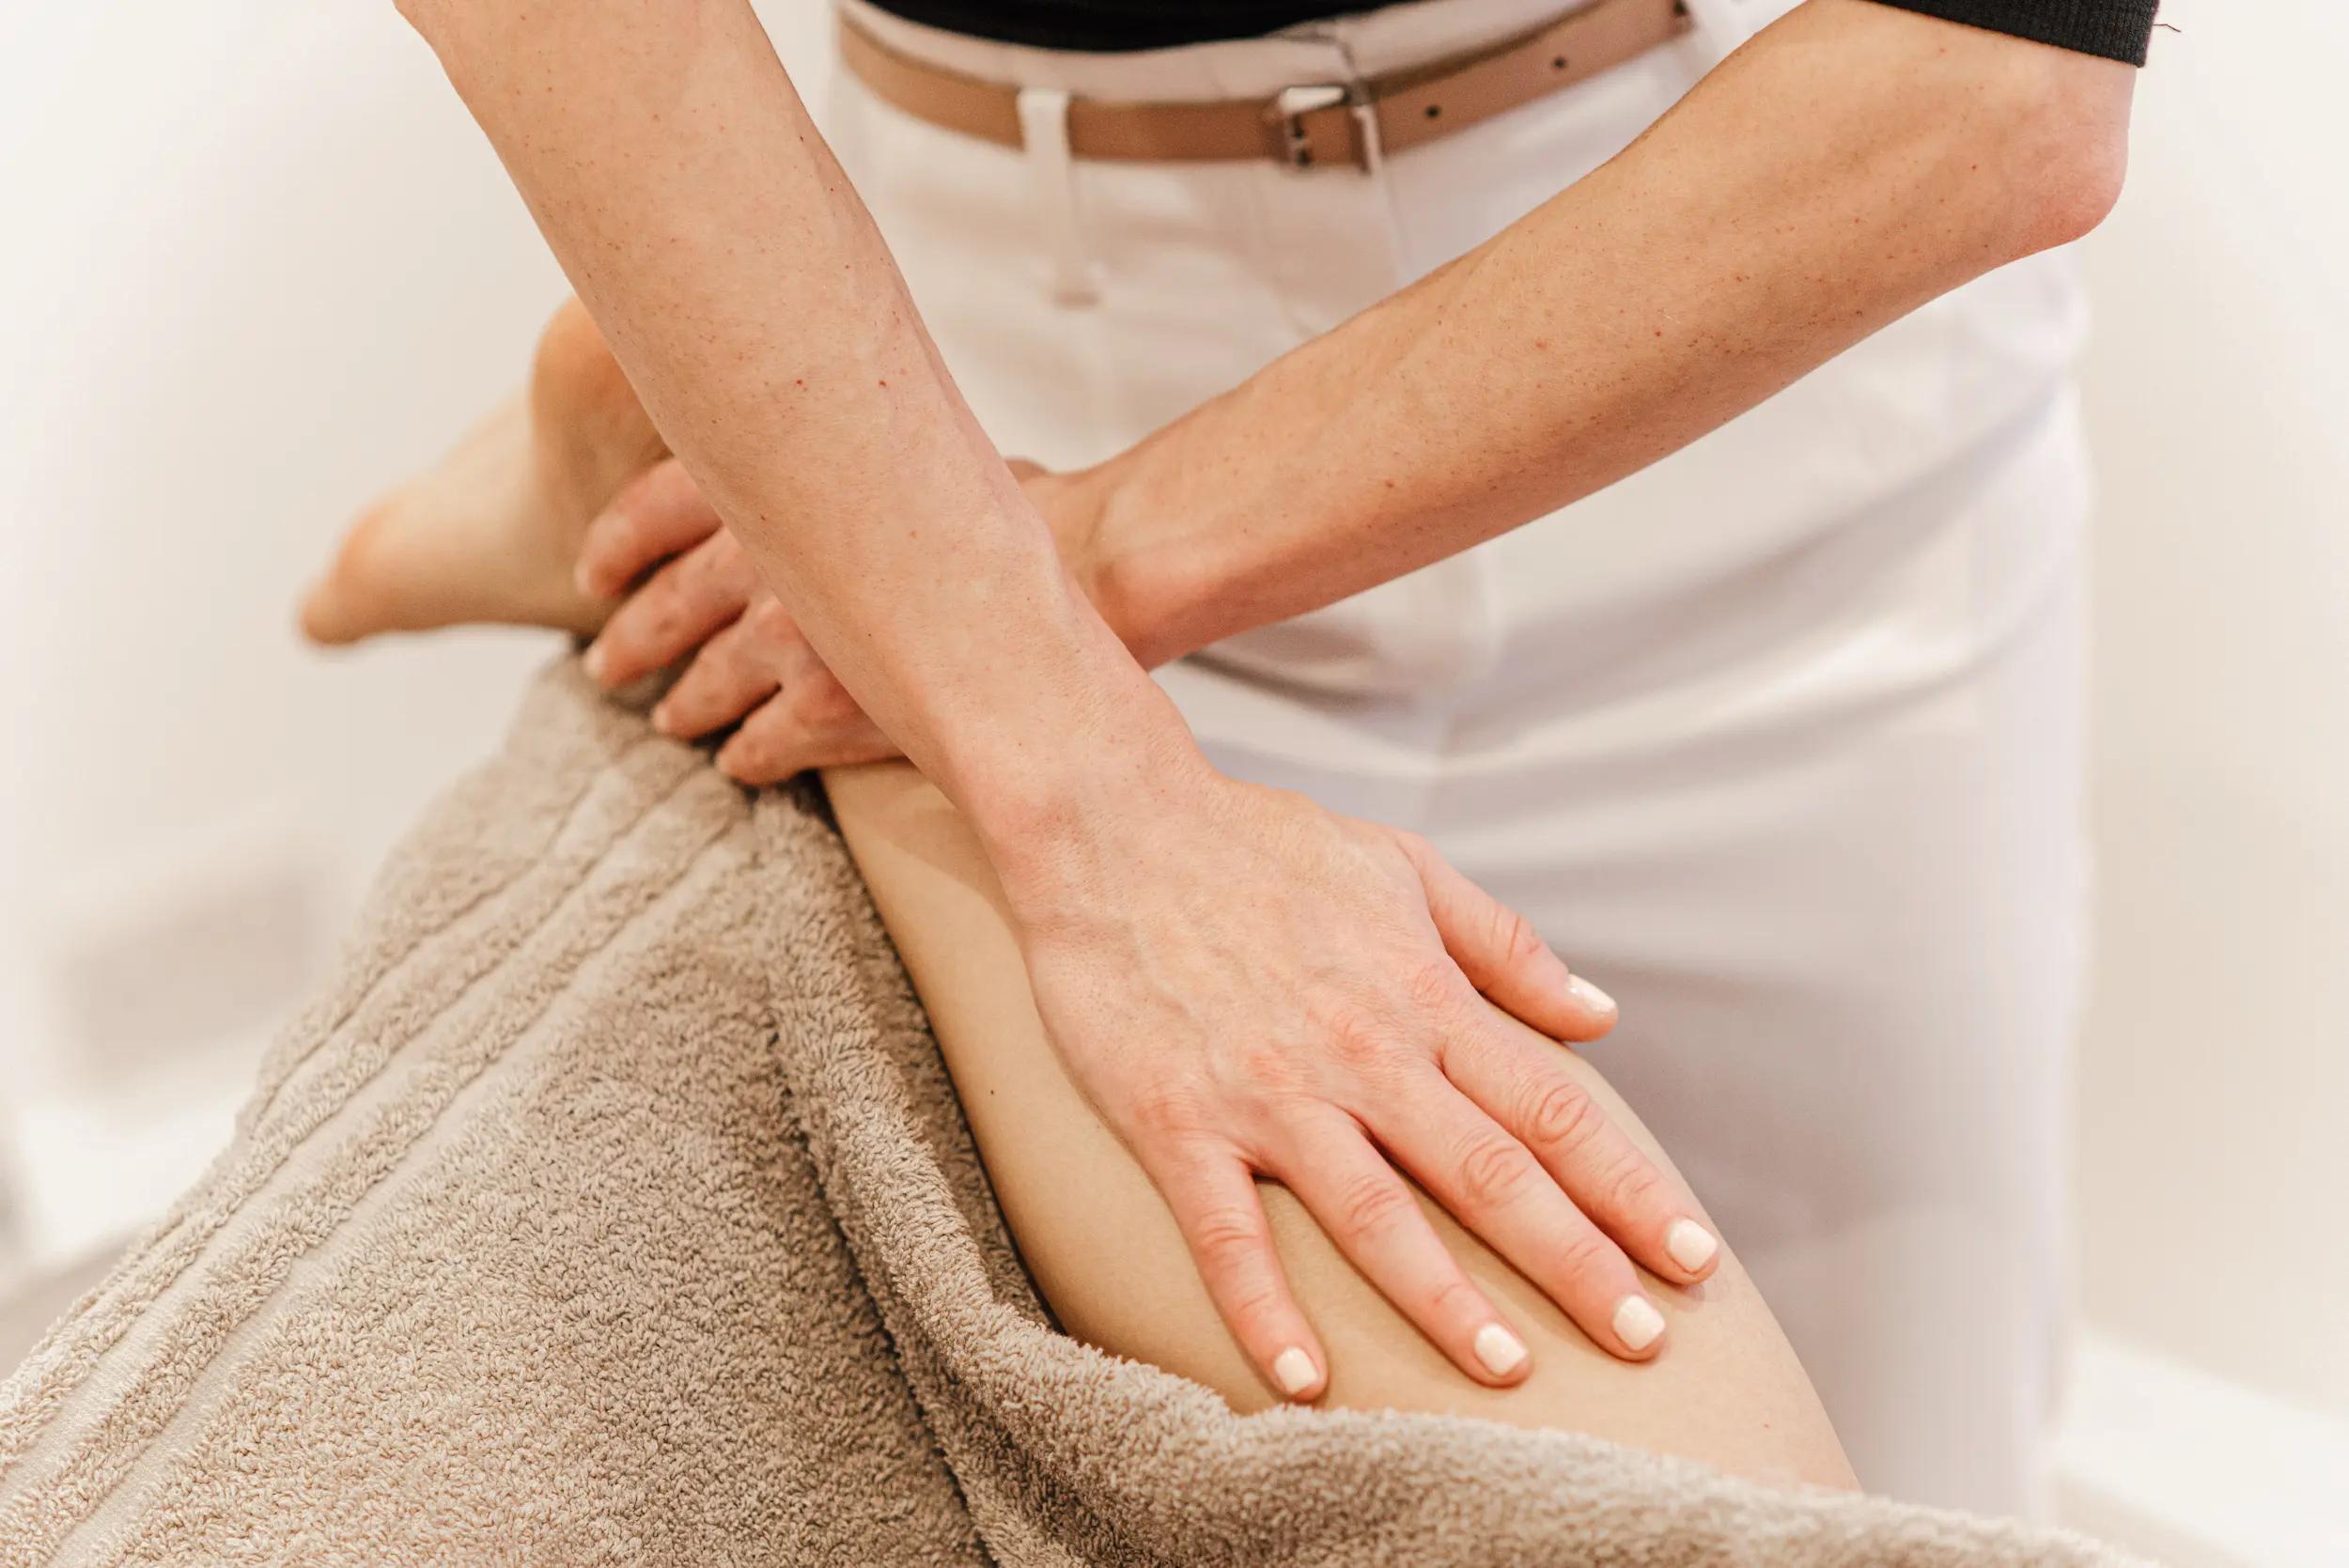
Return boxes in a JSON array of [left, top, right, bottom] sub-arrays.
[[1394, 831, 1618, 1043]]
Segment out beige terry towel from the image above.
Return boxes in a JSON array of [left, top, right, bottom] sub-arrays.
[[0, 662, 2153, 1566]]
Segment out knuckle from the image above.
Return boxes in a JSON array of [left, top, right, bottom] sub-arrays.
[[1226, 1041, 1304, 1100], [1455, 1134, 1538, 1209], [1127, 1080, 1207, 1141], [1189, 1203, 1269, 1278], [1404, 957, 1462, 1016], [722, 736, 774, 777], [594, 624, 641, 669], [806, 675, 863, 727], [786, 675, 860, 735], [748, 597, 796, 640], [1553, 1229, 1622, 1288], [642, 600, 682, 642], [712, 628, 764, 680], [683, 544, 727, 595], [1490, 904, 1546, 967], [1320, 1005, 1400, 1075], [1335, 1171, 1413, 1240], [1423, 1272, 1482, 1324], [1522, 1077, 1603, 1156], [1598, 1148, 1666, 1217], [608, 505, 651, 555]]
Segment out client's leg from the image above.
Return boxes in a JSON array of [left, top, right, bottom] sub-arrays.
[[314, 299, 1854, 1491], [299, 298, 665, 644], [830, 763, 1856, 1492]]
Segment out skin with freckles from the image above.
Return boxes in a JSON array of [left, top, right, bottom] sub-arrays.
[[318, 289, 1723, 1390], [829, 758, 1852, 1488], [306, 314, 1852, 1489], [400, 3, 2137, 770], [352, 0, 2132, 1402]]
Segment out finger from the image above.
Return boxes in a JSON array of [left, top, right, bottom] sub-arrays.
[[575, 457, 724, 598], [1395, 832, 1615, 1042], [651, 611, 785, 740], [1141, 1139, 1328, 1403], [713, 673, 897, 786], [1443, 1025, 1719, 1288], [1274, 1118, 1532, 1387], [1375, 1065, 1665, 1360], [581, 531, 760, 689]]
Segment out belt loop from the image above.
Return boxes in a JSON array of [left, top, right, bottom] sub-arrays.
[[1014, 86, 1100, 307]]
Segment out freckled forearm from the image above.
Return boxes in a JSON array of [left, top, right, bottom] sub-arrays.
[[1073, 0, 2133, 663], [398, 0, 1187, 831]]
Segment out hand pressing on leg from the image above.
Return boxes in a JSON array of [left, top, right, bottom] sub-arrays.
[[302, 293, 1712, 1392], [576, 456, 1095, 786], [297, 287, 1090, 791]]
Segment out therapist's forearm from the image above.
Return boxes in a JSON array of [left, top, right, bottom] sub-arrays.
[[397, 0, 1176, 842], [1064, 0, 2135, 666]]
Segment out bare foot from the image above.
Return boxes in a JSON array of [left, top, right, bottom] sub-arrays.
[[299, 297, 666, 644]]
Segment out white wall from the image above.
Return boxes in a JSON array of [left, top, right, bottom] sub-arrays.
[[0, 0, 2340, 1541], [2071, 0, 2349, 1421], [0, 1, 568, 1265]]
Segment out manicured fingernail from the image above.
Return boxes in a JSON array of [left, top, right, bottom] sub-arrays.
[[580, 644, 607, 682], [573, 559, 597, 596], [1272, 1345, 1319, 1398], [1472, 1322, 1528, 1377], [1665, 1219, 1718, 1273], [1613, 1295, 1665, 1353], [1566, 975, 1615, 1015], [649, 703, 677, 735]]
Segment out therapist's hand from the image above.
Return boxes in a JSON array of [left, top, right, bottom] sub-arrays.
[[570, 458, 1721, 1388], [575, 456, 1108, 784], [992, 750, 1718, 1393]]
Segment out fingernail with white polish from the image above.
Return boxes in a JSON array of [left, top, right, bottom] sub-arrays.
[[1473, 1322, 1528, 1378], [1566, 975, 1616, 1015], [1613, 1295, 1666, 1353], [1665, 1218, 1718, 1273], [649, 704, 676, 735], [1272, 1346, 1319, 1398], [581, 644, 607, 682]]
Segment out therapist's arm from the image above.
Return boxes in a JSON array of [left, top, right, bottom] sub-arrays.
[[1071, 0, 2137, 663], [397, 0, 1723, 1398], [577, 0, 2136, 740]]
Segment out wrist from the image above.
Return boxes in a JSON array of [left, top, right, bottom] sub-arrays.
[[957, 670, 1221, 930], [1021, 448, 1209, 673], [913, 554, 1211, 908]]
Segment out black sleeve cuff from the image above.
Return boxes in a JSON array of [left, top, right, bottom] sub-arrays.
[[1861, 0, 2160, 66]]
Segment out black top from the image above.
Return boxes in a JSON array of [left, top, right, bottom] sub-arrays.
[[867, 0, 2159, 65]]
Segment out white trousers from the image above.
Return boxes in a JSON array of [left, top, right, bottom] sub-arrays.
[[827, 0, 2092, 1516]]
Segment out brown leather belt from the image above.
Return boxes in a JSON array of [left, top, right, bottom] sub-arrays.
[[837, 0, 1692, 171]]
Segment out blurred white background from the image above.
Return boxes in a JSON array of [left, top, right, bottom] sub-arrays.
[[0, 1, 2341, 1561]]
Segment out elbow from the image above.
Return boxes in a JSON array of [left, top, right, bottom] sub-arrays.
[[1987, 54, 2137, 257]]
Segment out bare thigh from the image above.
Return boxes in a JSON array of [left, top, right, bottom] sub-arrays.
[[825, 761, 1856, 1491]]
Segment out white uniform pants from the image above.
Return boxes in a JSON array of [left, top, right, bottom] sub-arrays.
[[826, 0, 2092, 1516]]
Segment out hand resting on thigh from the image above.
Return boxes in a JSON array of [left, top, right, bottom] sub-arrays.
[[828, 762, 1856, 1492]]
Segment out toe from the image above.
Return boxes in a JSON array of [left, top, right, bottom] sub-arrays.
[[297, 506, 392, 645]]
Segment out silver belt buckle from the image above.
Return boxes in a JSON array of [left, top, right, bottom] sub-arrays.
[[1263, 82, 1381, 172]]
